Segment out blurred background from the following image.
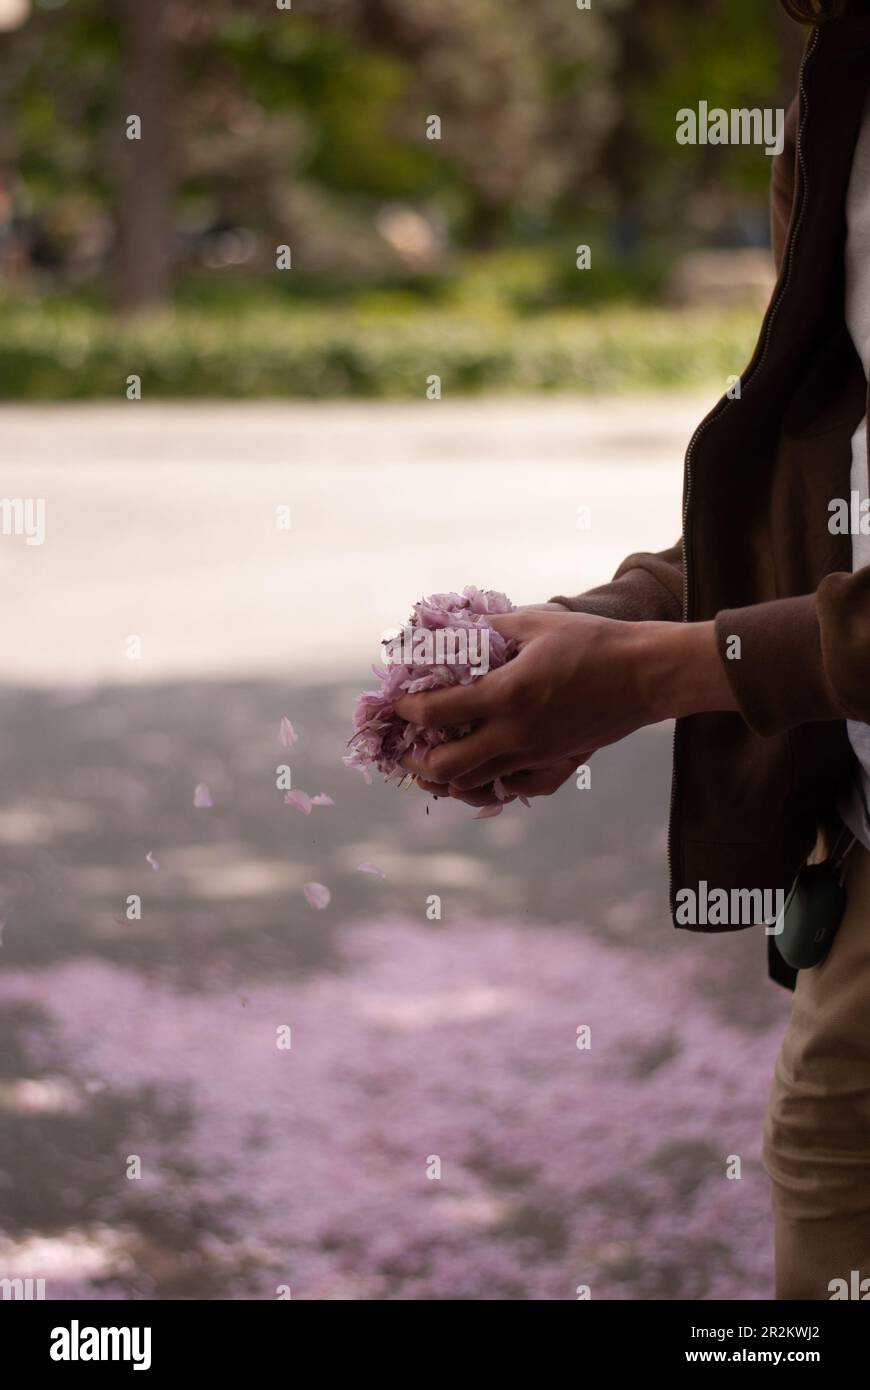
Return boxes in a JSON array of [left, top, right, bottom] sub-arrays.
[[0, 0, 802, 1299]]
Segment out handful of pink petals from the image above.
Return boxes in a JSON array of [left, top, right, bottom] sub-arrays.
[[345, 586, 517, 788]]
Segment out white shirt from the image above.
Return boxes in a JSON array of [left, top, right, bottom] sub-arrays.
[[840, 89, 870, 846]]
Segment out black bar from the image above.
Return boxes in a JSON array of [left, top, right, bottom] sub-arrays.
[[2, 1297, 866, 1374]]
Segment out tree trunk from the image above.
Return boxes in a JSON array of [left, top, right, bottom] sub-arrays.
[[115, 0, 174, 315]]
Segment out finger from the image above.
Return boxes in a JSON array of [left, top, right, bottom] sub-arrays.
[[415, 777, 450, 796], [422, 733, 525, 789], [500, 765, 574, 798], [448, 783, 512, 809], [413, 721, 523, 784], [393, 669, 508, 729], [450, 753, 532, 791], [517, 602, 569, 613], [487, 612, 543, 644]]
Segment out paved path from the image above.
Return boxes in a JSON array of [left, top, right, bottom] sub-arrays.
[[1, 396, 702, 686], [0, 397, 789, 1301]]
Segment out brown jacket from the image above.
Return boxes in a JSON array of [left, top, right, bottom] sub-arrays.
[[552, 17, 870, 988]]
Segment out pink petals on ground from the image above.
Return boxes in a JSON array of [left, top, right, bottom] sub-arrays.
[[303, 882, 331, 910], [193, 783, 213, 809], [279, 716, 298, 749], [357, 863, 386, 879]]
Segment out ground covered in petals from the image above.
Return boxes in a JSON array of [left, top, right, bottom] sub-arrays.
[[0, 680, 788, 1299]]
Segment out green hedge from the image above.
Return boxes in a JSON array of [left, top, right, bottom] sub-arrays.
[[0, 298, 759, 400]]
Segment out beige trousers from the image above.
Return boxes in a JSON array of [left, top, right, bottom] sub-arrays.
[[763, 840, 870, 1299]]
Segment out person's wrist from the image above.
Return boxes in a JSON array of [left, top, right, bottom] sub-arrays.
[[633, 620, 737, 723]]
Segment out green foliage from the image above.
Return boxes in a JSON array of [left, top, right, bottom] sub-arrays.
[[0, 287, 759, 400], [640, 0, 793, 199], [1, 0, 799, 268], [0, 0, 795, 396]]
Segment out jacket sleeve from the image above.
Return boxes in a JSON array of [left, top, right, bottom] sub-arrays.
[[550, 540, 683, 623], [715, 571, 870, 736]]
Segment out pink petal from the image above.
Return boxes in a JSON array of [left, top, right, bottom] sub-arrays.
[[357, 863, 386, 879], [345, 763, 374, 785], [474, 803, 504, 819], [194, 783, 213, 809], [279, 716, 298, 749], [285, 790, 312, 815], [303, 882, 331, 910], [145, 851, 160, 871], [310, 793, 335, 807]]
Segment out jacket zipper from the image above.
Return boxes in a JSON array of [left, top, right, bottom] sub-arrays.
[[666, 26, 822, 913]]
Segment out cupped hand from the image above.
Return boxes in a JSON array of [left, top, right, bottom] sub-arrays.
[[394, 608, 655, 790]]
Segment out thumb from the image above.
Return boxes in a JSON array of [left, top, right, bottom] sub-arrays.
[[487, 611, 544, 645]]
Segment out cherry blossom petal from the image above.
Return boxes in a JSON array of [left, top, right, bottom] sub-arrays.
[[303, 882, 331, 910], [310, 793, 334, 807], [285, 790, 313, 815], [194, 783, 213, 809], [357, 863, 386, 879], [279, 716, 298, 749]]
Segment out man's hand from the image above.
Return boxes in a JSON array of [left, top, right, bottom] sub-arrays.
[[415, 756, 582, 809], [395, 610, 736, 791]]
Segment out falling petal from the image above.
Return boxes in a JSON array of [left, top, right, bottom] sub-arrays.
[[474, 804, 504, 819], [304, 882, 331, 910], [285, 789, 313, 815], [310, 793, 335, 807], [279, 716, 298, 749], [357, 863, 386, 879], [146, 851, 160, 871], [344, 762, 374, 785], [194, 783, 213, 809]]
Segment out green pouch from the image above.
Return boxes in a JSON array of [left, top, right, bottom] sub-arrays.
[[774, 859, 847, 971], [774, 817, 856, 972]]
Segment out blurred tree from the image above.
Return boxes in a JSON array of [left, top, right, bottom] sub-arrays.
[[115, 0, 174, 313], [0, 0, 807, 309]]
